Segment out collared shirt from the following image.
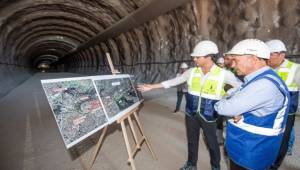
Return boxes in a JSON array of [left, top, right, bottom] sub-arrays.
[[161, 64, 242, 89], [276, 59, 300, 88], [214, 66, 285, 117]]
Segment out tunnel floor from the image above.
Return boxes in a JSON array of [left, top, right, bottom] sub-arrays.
[[0, 73, 299, 170]]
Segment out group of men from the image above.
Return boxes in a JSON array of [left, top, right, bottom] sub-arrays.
[[138, 39, 299, 170]]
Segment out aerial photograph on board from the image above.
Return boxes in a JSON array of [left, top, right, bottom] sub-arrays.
[[41, 78, 109, 148], [94, 75, 140, 120]]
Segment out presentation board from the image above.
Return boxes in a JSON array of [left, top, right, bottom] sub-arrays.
[[93, 74, 140, 122], [41, 77, 109, 149], [41, 74, 140, 149]]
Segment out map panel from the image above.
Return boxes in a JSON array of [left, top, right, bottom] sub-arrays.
[[41, 77, 109, 149], [93, 74, 140, 122]]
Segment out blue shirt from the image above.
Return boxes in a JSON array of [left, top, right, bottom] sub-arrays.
[[214, 66, 284, 117]]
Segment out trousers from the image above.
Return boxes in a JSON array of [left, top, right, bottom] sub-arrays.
[[175, 91, 187, 111], [185, 114, 220, 168], [269, 114, 296, 169]]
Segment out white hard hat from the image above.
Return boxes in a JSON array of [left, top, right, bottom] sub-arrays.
[[180, 62, 188, 69], [265, 39, 287, 53], [191, 40, 219, 57], [225, 39, 270, 59]]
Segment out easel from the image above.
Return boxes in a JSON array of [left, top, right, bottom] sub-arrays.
[[87, 53, 156, 170]]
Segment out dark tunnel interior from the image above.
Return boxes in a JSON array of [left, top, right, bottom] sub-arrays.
[[0, 0, 300, 98]]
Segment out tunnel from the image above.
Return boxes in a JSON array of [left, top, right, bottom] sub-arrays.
[[0, 0, 299, 98], [1, 0, 300, 169]]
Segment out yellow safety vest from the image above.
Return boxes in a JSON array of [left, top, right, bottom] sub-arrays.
[[187, 66, 226, 99], [277, 60, 299, 92]]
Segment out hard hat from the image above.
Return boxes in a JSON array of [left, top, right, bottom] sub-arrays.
[[180, 62, 188, 69], [190, 40, 219, 57], [216, 57, 224, 64], [265, 39, 287, 53], [225, 39, 270, 59]]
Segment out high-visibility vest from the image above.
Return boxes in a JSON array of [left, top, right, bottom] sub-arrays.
[[277, 60, 299, 114], [187, 67, 202, 96], [186, 66, 225, 121], [187, 66, 225, 99], [277, 60, 299, 91], [226, 69, 290, 170]]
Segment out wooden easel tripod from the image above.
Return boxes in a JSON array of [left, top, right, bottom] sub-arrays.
[[87, 53, 156, 170]]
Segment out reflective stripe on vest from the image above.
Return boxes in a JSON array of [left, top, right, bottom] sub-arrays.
[[226, 69, 290, 169], [228, 116, 285, 136], [229, 73, 289, 136], [277, 60, 299, 91], [187, 66, 225, 99]]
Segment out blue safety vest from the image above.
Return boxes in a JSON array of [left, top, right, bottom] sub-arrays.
[[226, 69, 290, 170]]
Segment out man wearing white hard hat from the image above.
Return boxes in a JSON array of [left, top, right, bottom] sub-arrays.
[[138, 40, 241, 170], [215, 39, 290, 170], [173, 62, 189, 113], [265, 39, 300, 169]]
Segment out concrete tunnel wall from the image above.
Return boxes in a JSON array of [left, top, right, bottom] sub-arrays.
[[0, 0, 300, 99]]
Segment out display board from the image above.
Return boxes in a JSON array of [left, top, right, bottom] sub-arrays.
[[41, 77, 109, 149], [41, 74, 140, 149], [93, 74, 141, 122]]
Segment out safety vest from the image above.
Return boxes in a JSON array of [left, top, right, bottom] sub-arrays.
[[226, 69, 290, 170], [277, 59, 299, 114], [185, 65, 225, 121]]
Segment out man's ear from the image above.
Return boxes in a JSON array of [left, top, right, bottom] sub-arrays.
[[252, 55, 265, 65], [279, 52, 286, 59], [250, 55, 258, 63]]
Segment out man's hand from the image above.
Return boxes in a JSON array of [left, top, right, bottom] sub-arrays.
[[233, 115, 243, 123], [137, 84, 153, 92]]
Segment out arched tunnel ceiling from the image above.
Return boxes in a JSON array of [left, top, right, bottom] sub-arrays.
[[0, 0, 141, 67], [1, 0, 300, 99], [0, 0, 300, 84], [0, 0, 197, 73]]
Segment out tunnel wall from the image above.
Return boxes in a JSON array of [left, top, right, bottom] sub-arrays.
[[0, 0, 300, 98], [66, 0, 300, 83], [66, 1, 200, 83], [0, 64, 31, 98], [210, 0, 300, 53]]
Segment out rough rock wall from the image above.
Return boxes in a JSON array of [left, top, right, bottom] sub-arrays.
[[67, 1, 200, 83], [69, 0, 300, 83], [1, 0, 300, 98], [0, 0, 156, 98], [0, 65, 31, 98], [199, 0, 300, 53]]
